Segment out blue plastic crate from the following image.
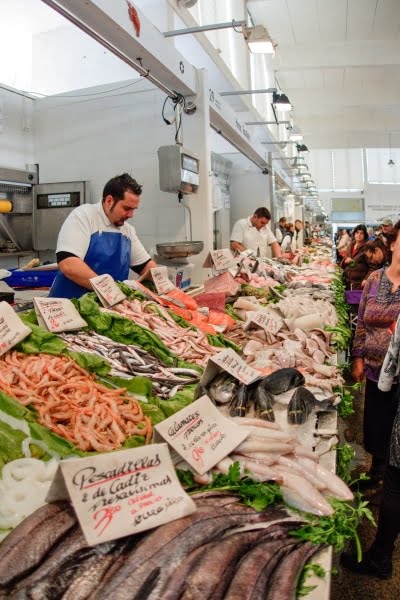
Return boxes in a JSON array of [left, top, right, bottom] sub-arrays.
[[4, 268, 58, 288]]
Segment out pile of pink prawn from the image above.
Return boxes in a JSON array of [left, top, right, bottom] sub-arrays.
[[0, 351, 152, 452], [103, 298, 219, 365]]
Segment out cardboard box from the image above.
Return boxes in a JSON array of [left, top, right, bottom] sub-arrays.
[[166, 264, 194, 290]]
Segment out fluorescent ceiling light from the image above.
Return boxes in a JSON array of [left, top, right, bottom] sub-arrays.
[[273, 92, 292, 112], [243, 25, 275, 54]]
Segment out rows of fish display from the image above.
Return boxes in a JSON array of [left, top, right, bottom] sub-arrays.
[[0, 498, 323, 600], [0, 241, 349, 599]]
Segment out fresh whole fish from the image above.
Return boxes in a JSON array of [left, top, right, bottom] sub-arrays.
[[208, 372, 238, 404], [0, 501, 76, 588], [253, 386, 275, 422], [260, 368, 305, 395], [229, 383, 249, 417], [287, 387, 337, 425]]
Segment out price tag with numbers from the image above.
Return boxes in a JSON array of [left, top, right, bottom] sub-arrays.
[[0, 302, 31, 356], [150, 267, 175, 295], [90, 274, 126, 307], [33, 297, 87, 333], [243, 309, 284, 336], [200, 348, 261, 388], [203, 249, 238, 272], [46, 444, 196, 546], [154, 396, 249, 475]]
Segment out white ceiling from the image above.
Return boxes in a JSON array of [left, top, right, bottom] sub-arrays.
[[247, 0, 400, 149]]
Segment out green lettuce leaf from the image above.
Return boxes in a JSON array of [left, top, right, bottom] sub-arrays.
[[15, 320, 67, 356], [0, 391, 36, 421], [152, 384, 196, 418], [103, 375, 152, 399], [69, 351, 110, 376]]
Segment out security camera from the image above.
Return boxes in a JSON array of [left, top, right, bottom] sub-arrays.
[[262, 168, 269, 175], [183, 101, 197, 116]]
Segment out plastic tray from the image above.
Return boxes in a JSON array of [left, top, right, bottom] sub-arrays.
[[3, 268, 57, 288]]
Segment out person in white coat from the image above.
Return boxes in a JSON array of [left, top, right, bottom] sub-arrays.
[[230, 207, 282, 258]]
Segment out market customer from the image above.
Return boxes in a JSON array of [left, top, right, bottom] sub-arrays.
[[341, 316, 400, 579], [50, 173, 157, 299], [361, 238, 389, 287], [351, 221, 400, 485], [379, 218, 394, 245], [336, 229, 351, 261], [294, 219, 303, 249], [230, 207, 282, 258], [341, 224, 368, 290]]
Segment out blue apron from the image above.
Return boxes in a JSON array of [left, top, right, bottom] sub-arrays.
[[50, 231, 131, 299]]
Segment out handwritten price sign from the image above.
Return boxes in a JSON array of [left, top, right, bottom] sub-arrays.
[[90, 274, 126, 307], [0, 302, 31, 356], [210, 348, 261, 386], [154, 396, 249, 475], [210, 249, 237, 271], [46, 444, 196, 546], [150, 267, 175, 295], [34, 297, 87, 332], [244, 309, 284, 336]]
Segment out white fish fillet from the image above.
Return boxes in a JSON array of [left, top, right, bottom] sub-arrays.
[[279, 471, 334, 516], [298, 457, 353, 500]]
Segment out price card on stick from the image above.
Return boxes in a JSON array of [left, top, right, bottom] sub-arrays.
[[137, 266, 175, 295], [46, 444, 196, 546], [90, 274, 126, 307], [243, 309, 284, 336], [154, 396, 250, 475], [203, 248, 237, 272], [33, 297, 87, 333], [0, 302, 31, 356], [201, 348, 261, 387]]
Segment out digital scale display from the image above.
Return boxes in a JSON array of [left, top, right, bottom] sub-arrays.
[[181, 154, 199, 174], [37, 192, 80, 209]]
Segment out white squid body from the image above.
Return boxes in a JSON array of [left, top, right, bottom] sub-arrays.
[[298, 457, 354, 501]]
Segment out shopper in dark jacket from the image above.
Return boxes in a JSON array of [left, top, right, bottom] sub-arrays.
[[341, 224, 369, 290]]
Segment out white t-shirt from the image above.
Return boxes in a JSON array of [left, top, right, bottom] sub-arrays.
[[56, 202, 150, 267], [231, 217, 277, 257]]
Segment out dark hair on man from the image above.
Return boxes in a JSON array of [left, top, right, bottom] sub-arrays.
[[254, 207, 271, 220], [352, 224, 368, 241], [279, 216, 286, 224], [102, 173, 142, 203]]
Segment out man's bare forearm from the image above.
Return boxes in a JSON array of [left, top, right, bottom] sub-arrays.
[[230, 241, 246, 253], [58, 257, 98, 289]]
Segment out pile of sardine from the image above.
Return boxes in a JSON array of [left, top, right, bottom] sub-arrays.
[[59, 331, 200, 399], [0, 499, 325, 600], [202, 367, 338, 425]]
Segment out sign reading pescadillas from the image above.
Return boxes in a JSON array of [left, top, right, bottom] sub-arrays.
[[46, 444, 196, 546]]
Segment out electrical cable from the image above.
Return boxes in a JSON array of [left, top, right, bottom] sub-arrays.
[[0, 78, 148, 99]]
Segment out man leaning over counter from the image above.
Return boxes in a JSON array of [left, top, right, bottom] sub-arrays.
[[230, 207, 282, 258], [50, 173, 157, 299]]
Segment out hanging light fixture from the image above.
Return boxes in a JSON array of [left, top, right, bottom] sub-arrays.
[[272, 92, 292, 112], [243, 24, 275, 54], [388, 133, 395, 167], [297, 144, 309, 154]]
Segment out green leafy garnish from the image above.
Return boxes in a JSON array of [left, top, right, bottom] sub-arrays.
[[290, 496, 376, 561], [335, 382, 360, 419], [336, 442, 355, 483], [296, 562, 326, 598], [177, 461, 282, 512]]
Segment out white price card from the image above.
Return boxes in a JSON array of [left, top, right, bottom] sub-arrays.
[[243, 309, 284, 336], [203, 249, 238, 272], [150, 267, 175, 295], [33, 297, 87, 333], [154, 396, 249, 475], [0, 302, 31, 356], [90, 274, 126, 307], [46, 444, 196, 546], [201, 348, 261, 387]]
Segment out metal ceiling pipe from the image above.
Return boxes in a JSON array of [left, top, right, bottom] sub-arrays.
[[40, 0, 180, 101]]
